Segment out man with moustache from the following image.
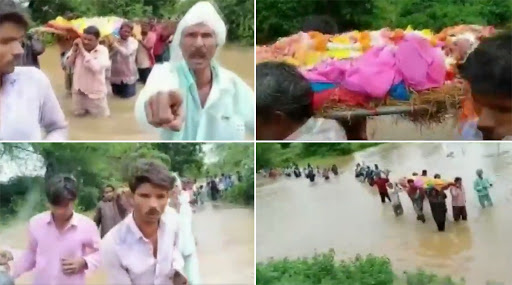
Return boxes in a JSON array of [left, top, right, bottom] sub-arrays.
[[65, 25, 111, 117], [101, 159, 188, 284], [0, 1, 68, 140], [135, 1, 254, 141]]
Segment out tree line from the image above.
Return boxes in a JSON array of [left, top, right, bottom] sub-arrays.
[[256, 0, 512, 44], [0, 142, 253, 222], [25, 0, 253, 45]]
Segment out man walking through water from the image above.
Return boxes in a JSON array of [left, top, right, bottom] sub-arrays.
[[406, 178, 426, 223], [10, 175, 101, 284], [135, 1, 254, 141], [474, 169, 493, 208], [65, 25, 111, 117], [93, 184, 129, 238], [374, 172, 391, 203], [101, 159, 187, 284], [136, 21, 156, 84], [0, 1, 68, 140], [110, 22, 139, 98]]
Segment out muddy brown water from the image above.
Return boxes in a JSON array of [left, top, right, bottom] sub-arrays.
[[39, 45, 254, 141], [0, 202, 254, 284], [256, 143, 512, 285]]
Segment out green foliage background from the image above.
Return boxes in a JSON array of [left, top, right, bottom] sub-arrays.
[[256, 143, 382, 170], [256, 250, 465, 285], [256, 0, 512, 44], [24, 0, 253, 45]]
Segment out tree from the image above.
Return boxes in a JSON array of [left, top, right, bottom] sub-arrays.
[[151, 143, 204, 176]]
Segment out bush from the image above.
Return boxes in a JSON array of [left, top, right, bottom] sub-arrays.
[[404, 270, 464, 285], [256, 250, 395, 285], [223, 166, 254, 205]]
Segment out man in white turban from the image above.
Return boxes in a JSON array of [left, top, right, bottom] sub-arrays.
[[135, 1, 254, 141]]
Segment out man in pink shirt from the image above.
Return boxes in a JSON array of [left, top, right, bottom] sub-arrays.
[[448, 177, 467, 221], [100, 159, 188, 285], [10, 174, 101, 285], [66, 25, 111, 117], [136, 21, 156, 84], [110, 22, 139, 98]]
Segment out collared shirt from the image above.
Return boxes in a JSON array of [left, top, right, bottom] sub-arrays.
[[449, 185, 466, 207], [136, 32, 157, 68], [0, 67, 68, 140], [173, 194, 196, 257], [100, 208, 184, 285], [66, 44, 111, 99], [110, 37, 139, 85], [135, 60, 254, 141], [12, 212, 101, 285], [285, 118, 347, 141]]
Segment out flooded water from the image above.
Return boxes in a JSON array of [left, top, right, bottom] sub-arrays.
[[39, 45, 254, 140], [256, 143, 512, 284], [368, 116, 458, 140], [0, 202, 254, 284]]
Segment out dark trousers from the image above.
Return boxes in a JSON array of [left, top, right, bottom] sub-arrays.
[[453, 206, 467, 221], [393, 204, 404, 216], [138, 68, 152, 84], [111, 83, 137, 99], [430, 201, 447, 231], [380, 192, 391, 203]]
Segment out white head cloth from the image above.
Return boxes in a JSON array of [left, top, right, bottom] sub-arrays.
[[169, 1, 227, 62]]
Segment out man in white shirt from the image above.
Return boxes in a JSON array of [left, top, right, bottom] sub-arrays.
[[0, 3, 68, 140], [101, 160, 188, 285]]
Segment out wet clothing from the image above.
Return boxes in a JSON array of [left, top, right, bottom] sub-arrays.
[[374, 178, 391, 203], [138, 68, 152, 84], [478, 194, 493, 208], [473, 177, 493, 208], [407, 185, 426, 222], [111, 82, 136, 99], [379, 192, 391, 203], [427, 188, 447, 231], [93, 197, 128, 238], [452, 206, 467, 221]]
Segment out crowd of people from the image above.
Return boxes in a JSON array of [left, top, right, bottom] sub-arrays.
[[355, 162, 494, 232], [0, 159, 245, 285], [265, 163, 340, 182], [0, 0, 254, 141]]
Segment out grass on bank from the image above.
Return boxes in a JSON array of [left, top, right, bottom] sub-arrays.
[[256, 250, 467, 285]]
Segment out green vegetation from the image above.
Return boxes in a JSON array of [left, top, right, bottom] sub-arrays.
[[256, 143, 382, 170], [256, 250, 465, 285], [24, 0, 253, 45], [256, 0, 512, 44], [0, 143, 252, 224], [208, 144, 254, 205]]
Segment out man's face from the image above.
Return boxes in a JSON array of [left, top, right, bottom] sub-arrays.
[[0, 22, 25, 75], [133, 183, 170, 224], [180, 23, 216, 70], [103, 187, 115, 201], [120, 25, 132, 40], [82, 33, 98, 52], [456, 180, 462, 187], [49, 201, 74, 222], [472, 94, 512, 140]]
